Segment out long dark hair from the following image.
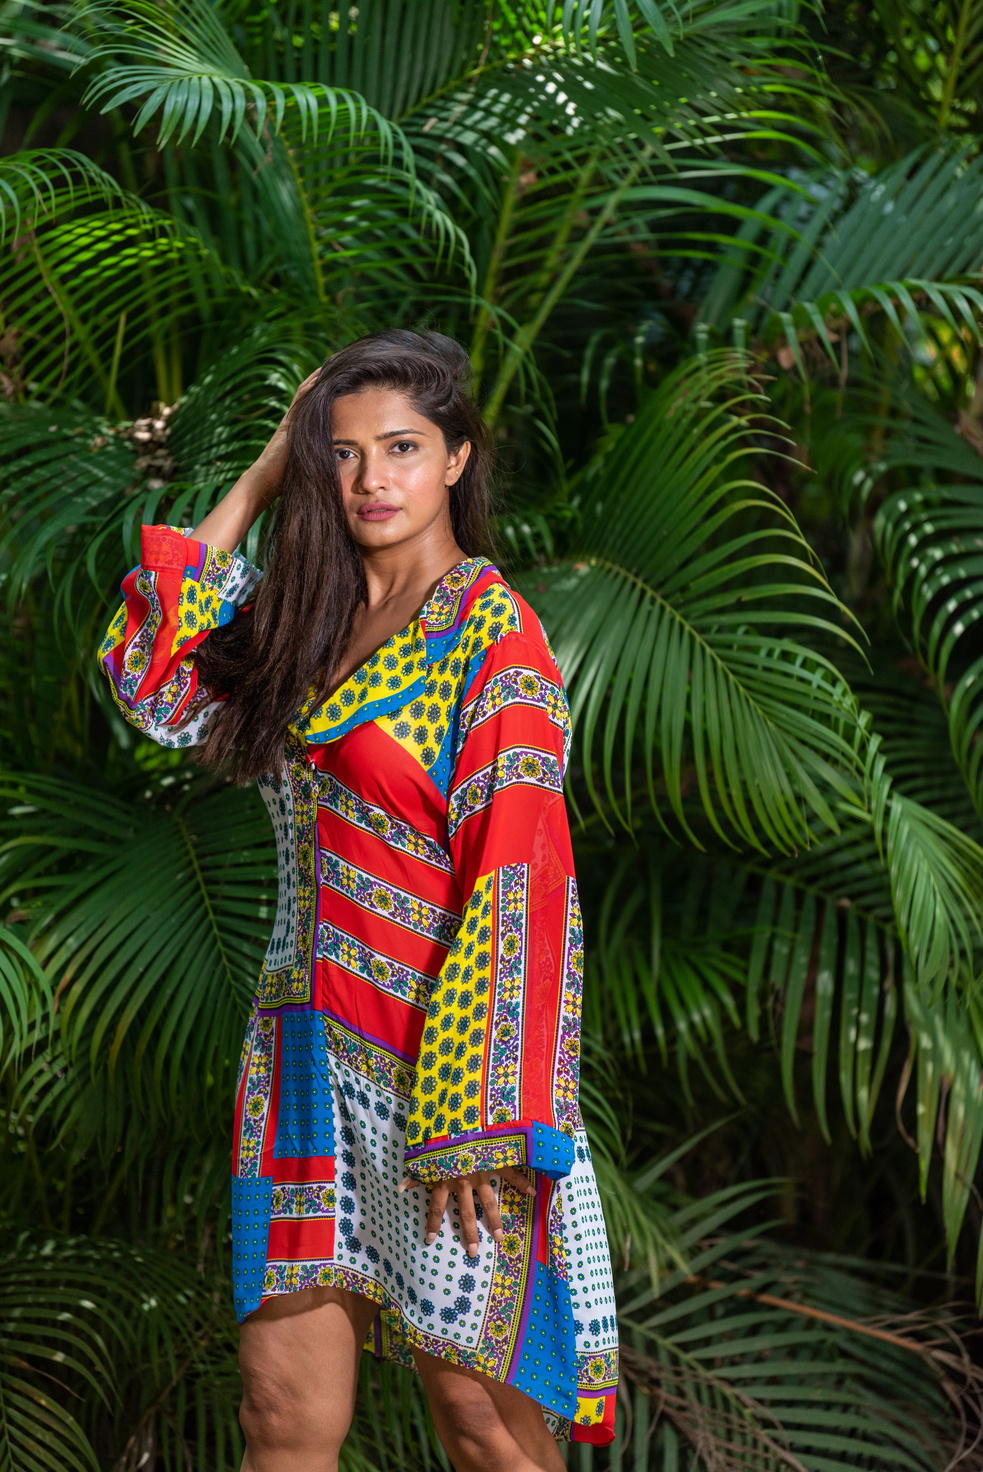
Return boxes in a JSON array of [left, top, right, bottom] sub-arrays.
[[194, 329, 496, 782]]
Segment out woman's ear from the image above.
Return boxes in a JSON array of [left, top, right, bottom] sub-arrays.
[[446, 439, 472, 485]]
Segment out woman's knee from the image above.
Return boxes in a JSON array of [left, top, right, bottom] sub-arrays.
[[433, 1382, 503, 1450], [431, 1383, 548, 1469], [239, 1367, 350, 1457], [237, 1285, 371, 1459], [427, 1375, 563, 1472]]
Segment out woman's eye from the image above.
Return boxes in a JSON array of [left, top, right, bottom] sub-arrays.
[[335, 448, 355, 461], [392, 440, 417, 453]]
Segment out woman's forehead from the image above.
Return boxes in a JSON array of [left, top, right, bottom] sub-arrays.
[[330, 386, 433, 437]]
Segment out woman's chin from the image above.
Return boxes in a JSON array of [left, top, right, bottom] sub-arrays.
[[350, 517, 410, 549]]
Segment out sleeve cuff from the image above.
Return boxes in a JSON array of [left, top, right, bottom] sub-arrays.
[[139, 523, 261, 608], [404, 1120, 574, 1186]]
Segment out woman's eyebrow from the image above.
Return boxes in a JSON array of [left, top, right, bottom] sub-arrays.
[[331, 428, 428, 445]]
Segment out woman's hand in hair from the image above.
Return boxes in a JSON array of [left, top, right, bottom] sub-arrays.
[[191, 368, 320, 552], [400, 1168, 537, 1258]]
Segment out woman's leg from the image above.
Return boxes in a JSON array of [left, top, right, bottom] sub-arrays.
[[413, 1347, 566, 1472], [239, 1284, 379, 1472]]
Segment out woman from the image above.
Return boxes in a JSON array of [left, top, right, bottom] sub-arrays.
[[100, 330, 618, 1471]]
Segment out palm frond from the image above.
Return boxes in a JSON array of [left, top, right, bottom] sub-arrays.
[[876, 492, 983, 826], [520, 351, 864, 851], [833, 387, 983, 830], [0, 190, 234, 407], [617, 1234, 983, 1471], [577, 767, 983, 1298], [74, 0, 403, 154], [0, 1231, 244, 1471], [0, 773, 273, 1152], [0, 1234, 119, 1472], [0, 403, 140, 615], [0, 924, 51, 1068], [0, 149, 138, 241], [234, 0, 488, 120], [703, 147, 983, 364]]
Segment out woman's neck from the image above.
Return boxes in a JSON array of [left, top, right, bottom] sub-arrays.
[[326, 530, 469, 695], [359, 528, 466, 614]]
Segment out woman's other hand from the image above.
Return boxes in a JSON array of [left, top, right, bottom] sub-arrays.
[[401, 1168, 536, 1258], [191, 367, 320, 551]]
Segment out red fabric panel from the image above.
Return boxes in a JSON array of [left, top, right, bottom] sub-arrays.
[[267, 1217, 336, 1261], [315, 720, 449, 848], [271, 1155, 335, 1185], [317, 959, 428, 1058], [128, 525, 208, 718]]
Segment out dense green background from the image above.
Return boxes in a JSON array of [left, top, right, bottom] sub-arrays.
[[4, 0, 983, 1466]]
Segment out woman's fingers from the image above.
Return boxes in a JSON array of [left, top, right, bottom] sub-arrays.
[[475, 1176, 504, 1241], [275, 370, 321, 430], [500, 1165, 536, 1196], [426, 1182, 449, 1244], [422, 1168, 534, 1251], [291, 368, 321, 406], [453, 1177, 480, 1257]]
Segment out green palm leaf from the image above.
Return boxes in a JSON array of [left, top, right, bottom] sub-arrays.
[[618, 1233, 981, 1471], [0, 149, 136, 241], [0, 774, 273, 1148], [877, 490, 983, 820], [845, 389, 983, 828], [576, 697, 983, 1298], [521, 351, 863, 851], [234, 0, 488, 120], [0, 1238, 120, 1472], [703, 147, 983, 363], [0, 1232, 245, 1470], [0, 195, 233, 407], [74, 0, 402, 153], [0, 925, 50, 1069]]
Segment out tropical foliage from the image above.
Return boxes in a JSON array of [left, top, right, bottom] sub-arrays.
[[3, 0, 983, 1466]]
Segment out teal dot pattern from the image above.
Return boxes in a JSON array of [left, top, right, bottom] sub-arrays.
[[255, 764, 298, 971], [511, 1262, 577, 1416], [556, 1132, 620, 1418], [273, 1013, 335, 1159], [531, 1121, 575, 1180], [327, 1055, 495, 1350], [232, 1174, 273, 1320]]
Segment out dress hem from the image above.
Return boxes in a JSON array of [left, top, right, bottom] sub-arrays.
[[251, 1258, 590, 1438]]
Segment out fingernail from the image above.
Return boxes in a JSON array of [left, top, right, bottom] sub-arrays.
[[397, 1177, 412, 1194], [492, 1227, 503, 1242], [426, 1232, 436, 1244], [468, 1242, 479, 1257]]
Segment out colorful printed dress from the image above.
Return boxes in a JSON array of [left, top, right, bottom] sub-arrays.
[[100, 523, 619, 1443]]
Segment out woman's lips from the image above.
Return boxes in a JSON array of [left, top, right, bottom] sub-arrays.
[[357, 503, 400, 521]]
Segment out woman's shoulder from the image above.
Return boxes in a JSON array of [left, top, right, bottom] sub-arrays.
[[458, 565, 563, 680]]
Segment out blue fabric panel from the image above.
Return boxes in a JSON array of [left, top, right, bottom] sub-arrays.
[[510, 1261, 577, 1416], [273, 1011, 335, 1159], [427, 718, 457, 800], [232, 1173, 273, 1322], [531, 1121, 575, 1180], [300, 677, 428, 747]]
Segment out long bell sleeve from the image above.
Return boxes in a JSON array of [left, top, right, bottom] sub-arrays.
[[99, 523, 261, 747], [403, 616, 583, 1187]]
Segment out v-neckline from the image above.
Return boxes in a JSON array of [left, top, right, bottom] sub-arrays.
[[325, 556, 471, 701], [291, 555, 494, 749]]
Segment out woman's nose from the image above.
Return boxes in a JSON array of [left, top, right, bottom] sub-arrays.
[[358, 449, 390, 491]]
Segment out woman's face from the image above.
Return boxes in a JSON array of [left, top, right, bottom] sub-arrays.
[[330, 387, 471, 551]]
